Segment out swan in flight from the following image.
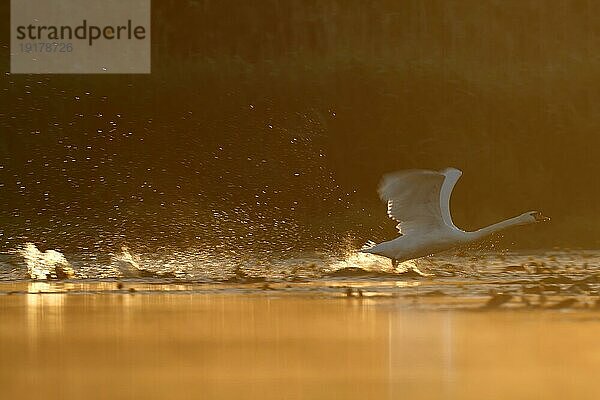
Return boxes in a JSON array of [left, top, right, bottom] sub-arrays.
[[361, 168, 549, 267]]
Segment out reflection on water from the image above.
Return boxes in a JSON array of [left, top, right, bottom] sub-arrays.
[[2, 293, 600, 399], [22, 282, 66, 366]]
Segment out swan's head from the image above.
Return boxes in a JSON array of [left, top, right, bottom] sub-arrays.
[[523, 211, 550, 223]]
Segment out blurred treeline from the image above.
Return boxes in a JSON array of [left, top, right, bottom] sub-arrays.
[[1, 1, 600, 252]]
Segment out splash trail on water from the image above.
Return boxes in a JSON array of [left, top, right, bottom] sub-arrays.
[[2, 243, 600, 311]]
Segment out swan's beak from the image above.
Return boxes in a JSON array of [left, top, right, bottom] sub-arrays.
[[534, 212, 550, 222]]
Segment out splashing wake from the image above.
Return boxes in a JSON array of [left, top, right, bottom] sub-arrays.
[[19, 243, 74, 280]]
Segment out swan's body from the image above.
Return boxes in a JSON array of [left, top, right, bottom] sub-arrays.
[[361, 168, 549, 266]]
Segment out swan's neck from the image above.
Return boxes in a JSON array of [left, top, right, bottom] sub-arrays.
[[467, 215, 530, 241]]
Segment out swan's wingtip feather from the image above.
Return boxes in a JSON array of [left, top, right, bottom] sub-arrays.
[[441, 167, 462, 176], [378, 169, 441, 199]]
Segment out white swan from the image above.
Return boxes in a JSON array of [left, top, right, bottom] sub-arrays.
[[360, 168, 549, 267]]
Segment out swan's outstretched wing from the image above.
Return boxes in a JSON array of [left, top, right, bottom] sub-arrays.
[[378, 168, 462, 235], [439, 168, 462, 228]]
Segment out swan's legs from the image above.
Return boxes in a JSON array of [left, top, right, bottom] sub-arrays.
[[391, 259, 398, 269]]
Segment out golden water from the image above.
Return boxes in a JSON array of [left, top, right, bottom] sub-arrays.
[[1, 288, 599, 400]]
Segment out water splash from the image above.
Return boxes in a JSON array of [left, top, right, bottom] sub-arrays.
[[111, 246, 183, 278], [111, 246, 144, 277], [327, 249, 431, 277], [18, 243, 74, 280]]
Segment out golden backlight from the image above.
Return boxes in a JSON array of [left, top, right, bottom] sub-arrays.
[[3, 1, 600, 399]]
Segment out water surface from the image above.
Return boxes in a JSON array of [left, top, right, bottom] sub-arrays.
[[2, 291, 600, 400]]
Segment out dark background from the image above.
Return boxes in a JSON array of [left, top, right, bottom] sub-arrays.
[[1, 1, 598, 254]]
